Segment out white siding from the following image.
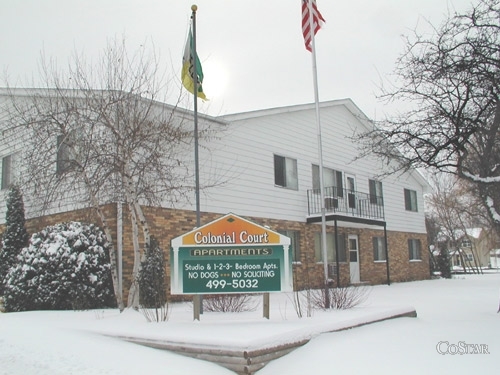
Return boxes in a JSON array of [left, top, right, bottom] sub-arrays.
[[0, 90, 210, 224], [0, 91, 428, 235], [196, 101, 428, 234], [0, 94, 90, 222], [0, 95, 24, 220]]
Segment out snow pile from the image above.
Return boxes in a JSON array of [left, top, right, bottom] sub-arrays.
[[0, 274, 499, 374]]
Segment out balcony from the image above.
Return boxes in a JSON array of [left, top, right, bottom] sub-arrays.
[[307, 186, 385, 222]]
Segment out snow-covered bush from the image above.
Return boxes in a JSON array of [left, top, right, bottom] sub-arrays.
[[0, 185, 29, 296], [138, 236, 169, 322], [437, 246, 452, 279], [138, 236, 167, 308], [3, 221, 116, 312]]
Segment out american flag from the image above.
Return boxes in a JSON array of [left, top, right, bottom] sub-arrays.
[[301, 0, 325, 52]]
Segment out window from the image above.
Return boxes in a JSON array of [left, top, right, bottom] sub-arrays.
[[1, 154, 19, 190], [1, 155, 12, 190], [274, 154, 298, 189], [372, 236, 386, 261], [57, 134, 78, 174], [314, 232, 346, 263], [408, 239, 421, 260], [369, 179, 383, 205], [278, 230, 300, 262], [312, 165, 343, 197], [461, 239, 471, 248], [404, 189, 418, 212]]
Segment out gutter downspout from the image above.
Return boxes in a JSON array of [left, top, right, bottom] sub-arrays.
[[384, 223, 390, 285]]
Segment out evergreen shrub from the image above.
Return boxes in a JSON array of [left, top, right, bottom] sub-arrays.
[[3, 221, 116, 311]]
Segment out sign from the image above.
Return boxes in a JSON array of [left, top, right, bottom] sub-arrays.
[[170, 213, 292, 295]]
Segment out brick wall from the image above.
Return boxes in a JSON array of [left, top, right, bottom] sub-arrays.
[[358, 228, 430, 284], [2, 204, 430, 303]]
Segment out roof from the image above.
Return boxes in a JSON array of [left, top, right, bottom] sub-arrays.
[[0, 87, 225, 125], [1, 88, 430, 191], [455, 228, 484, 239], [218, 98, 369, 123], [218, 98, 431, 192]]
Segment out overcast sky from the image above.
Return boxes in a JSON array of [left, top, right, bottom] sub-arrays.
[[1, 0, 474, 117]]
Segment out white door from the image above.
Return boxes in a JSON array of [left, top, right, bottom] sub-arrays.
[[349, 235, 360, 284]]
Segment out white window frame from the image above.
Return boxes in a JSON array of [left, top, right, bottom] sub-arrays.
[[461, 239, 472, 248], [314, 232, 346, 263], [312, 164, 343, 197], [404, 188, 418, 212], [369, 179, 383, 205], [274, 154, 298, 190], [372, 236, 387, 262], [408, 239, 422, 261], [57, 134, 78, 175], [56, 127, 86, 176], [278, 230, 300, 263], [1, 154, 12, 190], [1, 153, 19, 190]]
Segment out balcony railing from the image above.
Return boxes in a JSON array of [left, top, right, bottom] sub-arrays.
[[307, 186, 385, 220]]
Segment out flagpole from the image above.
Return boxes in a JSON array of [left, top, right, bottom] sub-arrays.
[[191, 4, 202, 320], [307, 0, 330, 308], [191, 5, 201, 229]]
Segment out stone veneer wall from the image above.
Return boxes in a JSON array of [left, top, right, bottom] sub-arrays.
[[1, 204, 430, 302]]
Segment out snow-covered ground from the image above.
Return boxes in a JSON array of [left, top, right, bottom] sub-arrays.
[[1, 273, 499, 375]]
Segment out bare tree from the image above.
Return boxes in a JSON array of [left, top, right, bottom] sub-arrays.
[[425, 214, 441, 275], [358, 0, 500, 234], [429, 175, 483, 272], [1, 38, 225, 309]]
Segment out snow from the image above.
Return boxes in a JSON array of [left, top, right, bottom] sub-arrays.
[[1, 273, 499, 375], [454, 227, 483, 239], [486, 196, 500, 222]]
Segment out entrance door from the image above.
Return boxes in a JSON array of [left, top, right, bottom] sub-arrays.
[[349, 235, 360, 284]]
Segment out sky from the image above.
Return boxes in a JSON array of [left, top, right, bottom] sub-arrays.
[[1, 273, 499, 374], [1, 0, 475, 117]]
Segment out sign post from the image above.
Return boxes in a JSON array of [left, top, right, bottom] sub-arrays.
[[171, 213, 292, 318]]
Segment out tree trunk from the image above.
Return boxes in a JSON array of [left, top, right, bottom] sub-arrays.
[[132, 199, 151, 251], [127, 201, 141, 309], [470, 246, 483, 274], [457, 250, 468, 274], [122, 173, 153, 309], [94, 206, 125, 311], [82, 173, 124, 311], [124, 174, 151, 248]]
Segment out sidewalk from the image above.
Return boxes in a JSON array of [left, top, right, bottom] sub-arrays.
[[106, 306, 417, 374]]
